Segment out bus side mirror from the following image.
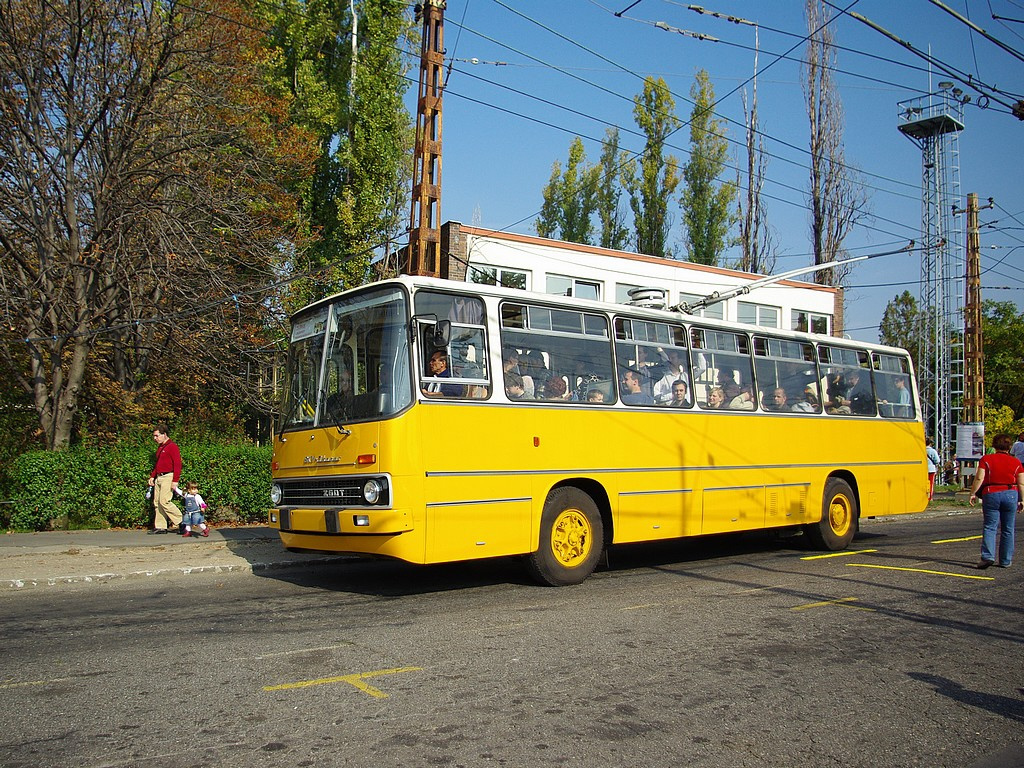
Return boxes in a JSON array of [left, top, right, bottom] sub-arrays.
[[432, 320, 451, 348]]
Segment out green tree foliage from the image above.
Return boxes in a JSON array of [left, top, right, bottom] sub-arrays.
[[680, 70, 737, 266], [260, 0, 412, 311], [535, 137, 598, 245], [0, 0, 317, 450], [879, 291, 922, 366], [595, 128, 631, 251], [622, 77, 681, 259], [982, 300, 1024, 417]]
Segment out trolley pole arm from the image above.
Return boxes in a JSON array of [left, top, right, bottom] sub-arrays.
[[670, 242, 916, 314]]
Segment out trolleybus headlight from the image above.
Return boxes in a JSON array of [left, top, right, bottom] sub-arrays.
[[270, 483, 282, 506], [362, 478, 384, 505]]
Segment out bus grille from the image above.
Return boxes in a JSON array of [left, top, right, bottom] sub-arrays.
[[278, 477, 371, 507]]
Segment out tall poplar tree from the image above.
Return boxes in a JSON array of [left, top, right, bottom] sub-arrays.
[[595, 128, 631, 251], [622, 77, 681, 259], [680, 70, 737, 267], [535, 137, 598, 245], [804, 0, 867, 287]]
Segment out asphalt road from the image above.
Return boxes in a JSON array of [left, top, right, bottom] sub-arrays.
[[1, 510, 1021, 768]]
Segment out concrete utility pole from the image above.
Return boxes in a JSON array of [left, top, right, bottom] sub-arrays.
[[959, 192, 992, 424], [405, 0, 446, 277]]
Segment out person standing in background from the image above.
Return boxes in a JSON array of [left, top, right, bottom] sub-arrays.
[[148, 423, 182, 534], [1010, 432, 1024, 463], [968, 433, 1023, 569], [925, 438, 941, 500]]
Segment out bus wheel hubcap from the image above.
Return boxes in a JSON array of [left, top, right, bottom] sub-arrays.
[[829, 495, 852, 535], [551, 508, 591, 567]]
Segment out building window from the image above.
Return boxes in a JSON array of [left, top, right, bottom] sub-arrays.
[[546, 274, 602, 301], [470, 265, 529, 291], [792, 309, 831, 335], [677, 291, 724, 320], [737, 301, 780, 328], [616, 283, 641, 304]]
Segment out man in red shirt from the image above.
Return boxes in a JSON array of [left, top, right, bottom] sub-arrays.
[[147, 423, 183, 534]]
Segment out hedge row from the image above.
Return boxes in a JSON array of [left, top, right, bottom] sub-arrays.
[[3, 441, 272, 531]]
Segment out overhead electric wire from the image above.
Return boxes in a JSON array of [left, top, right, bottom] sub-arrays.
[[430, 62, 920, 242], [488, 0, 926, 200]]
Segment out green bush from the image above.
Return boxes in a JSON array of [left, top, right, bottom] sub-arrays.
[[3, 438, 271, 531]]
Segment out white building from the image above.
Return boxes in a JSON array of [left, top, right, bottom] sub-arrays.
[[438, 223, 843, 336]]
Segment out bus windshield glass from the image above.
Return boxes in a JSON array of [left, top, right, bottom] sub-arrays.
[[282, 286, 411, 430]]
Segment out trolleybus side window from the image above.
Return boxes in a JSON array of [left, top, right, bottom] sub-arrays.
[[691, 327, 755, 411], [819, 345, 877, 416], [414, 291, 491, 399], [753, 336, 820, 414], [500, 302, 613, 403], [873, 352, 916, 419], [613, 318, 691, 407]]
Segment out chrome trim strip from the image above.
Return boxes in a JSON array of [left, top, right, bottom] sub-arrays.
[[426, 461, 921, 478], [619, 488, 693, 497], [426, 497, 532, 508]]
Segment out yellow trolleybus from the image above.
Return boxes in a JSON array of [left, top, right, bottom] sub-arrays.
[[269, 276, 928, 585]]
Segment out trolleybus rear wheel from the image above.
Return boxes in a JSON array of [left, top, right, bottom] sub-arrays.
[[526, 487, 604, 586], [806, 477, 858, 550]]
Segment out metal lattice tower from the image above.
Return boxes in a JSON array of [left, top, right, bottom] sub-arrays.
[[897, 86, 966, 462]]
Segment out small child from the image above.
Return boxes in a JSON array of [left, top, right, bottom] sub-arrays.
[[181, 481, 211, 538]]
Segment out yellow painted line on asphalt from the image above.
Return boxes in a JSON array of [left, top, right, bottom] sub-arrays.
[[932, 535, 982, 544], [0, 677, 72, 689], [801, 549, 877, 560], [845, 563, 994, 580], [792, 597, 874, 612], [263, 666, 422, 698]]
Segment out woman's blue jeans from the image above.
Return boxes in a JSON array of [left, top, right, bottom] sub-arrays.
[[980, 489, 1017, 566]]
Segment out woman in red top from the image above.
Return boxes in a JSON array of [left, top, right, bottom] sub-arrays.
[[968, 433, 1024, 569]]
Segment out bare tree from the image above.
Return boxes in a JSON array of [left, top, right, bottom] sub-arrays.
[[804, 0, 868, 287], [737, 85, 775, 274], [0, 0, 314, 448]]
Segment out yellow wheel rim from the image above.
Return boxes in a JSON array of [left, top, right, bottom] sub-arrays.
[[550, 508, 592, 568], [828, 493, 853, 537]]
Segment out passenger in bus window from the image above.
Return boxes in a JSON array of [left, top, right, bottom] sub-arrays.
[[764, 387, 791, 412], [826, 372, 852, 414], [570, 355, 606, 401], [326, 368, 354, 418], [705, 386, 726, 409], [502, 347, 521, 376], [847, 370, 876, 415], [505, 372, 527, 400], [620, 368, 654, 405], [894, 376, 911, 406], [664, 380, 691, 408], [422, 351, 463, 397], [717, 368, 741, 402], [587, 389, 606, 403], [791, 386, 820, 413], [542, 375, 569, 401], [728, 385, 755, 410], [653, 348, 689, 404]]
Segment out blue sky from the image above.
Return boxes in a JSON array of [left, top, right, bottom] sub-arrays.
[[402, 0, 1024, 342]]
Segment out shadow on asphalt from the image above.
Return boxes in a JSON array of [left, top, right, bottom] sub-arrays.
[[254, 528, 835, 597]]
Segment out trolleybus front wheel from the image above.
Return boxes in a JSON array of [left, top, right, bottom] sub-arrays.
[[526, 487, 604, 586], [806, 477, 858, 550]]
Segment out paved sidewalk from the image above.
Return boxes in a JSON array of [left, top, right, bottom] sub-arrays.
[[0, 526, 335, 589]]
